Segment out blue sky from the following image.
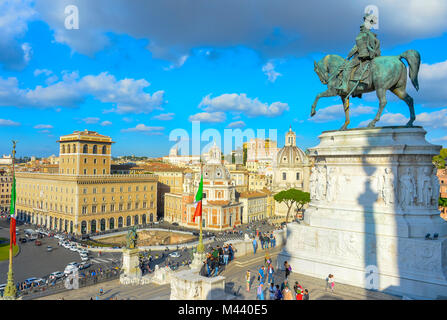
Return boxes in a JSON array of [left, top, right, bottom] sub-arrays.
[[0, 0, 446, 158]]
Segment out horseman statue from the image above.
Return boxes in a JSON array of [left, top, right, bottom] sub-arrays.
[[311, 12, 420, 130]]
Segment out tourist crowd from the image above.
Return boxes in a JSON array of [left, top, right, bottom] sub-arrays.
[[201, 243, 235, 277]]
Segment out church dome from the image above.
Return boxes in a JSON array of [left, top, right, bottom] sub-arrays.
[[277, 145, 308, 167], [202, 163, 231, 181]]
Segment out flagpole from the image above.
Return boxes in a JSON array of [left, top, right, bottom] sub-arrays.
[[197, 160, 204, 253], [4, 141, 17, 299]]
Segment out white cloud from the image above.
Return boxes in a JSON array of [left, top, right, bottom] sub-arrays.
[[415, 108, 447, 128], [121, 124, 165, 133], [262, 61, 281, 82], [0, 119, 20, 126], [310, 104, 374, 123], [82, 117, 100, 124], [199, 93, 289, 118], [0, 72, 166, 114], [188, 112, 226, 123], [0, 0, 36, 70], [227, 121, 246, 128], [152, 113, 175, 121], [33, 124, 53, 129], [33, 0, 447, 63], [100, 120, 112, 126], [163, 55, 189, 71], [412, 59, 447, 107], [34, 69, 53, 77], [358, 113, 409, 127], [122, 117, 133, 123]]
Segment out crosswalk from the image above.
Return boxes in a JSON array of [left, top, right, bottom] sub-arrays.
[[89, 257, 117, 264]]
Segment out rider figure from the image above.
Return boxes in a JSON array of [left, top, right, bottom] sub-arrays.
[[338, 13, 381, 93]]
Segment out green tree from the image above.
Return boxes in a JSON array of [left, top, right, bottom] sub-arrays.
[[274, 188, 311, 223], [433, 148, 447, 169], [439, 197, 447, 208]]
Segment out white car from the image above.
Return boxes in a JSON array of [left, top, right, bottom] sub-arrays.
[[79, 249, 89, 255], [69, 245, 78, 252], [62, 242, 70, 248], [169, 251, 181, 258], [80, 255, 89, 261], [49, 271, 65, 280]]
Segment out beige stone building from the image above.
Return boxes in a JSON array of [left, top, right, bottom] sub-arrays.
[[239, 191, 267, 223], [0, 169, 12, 213], [15, 130, 158, 235]]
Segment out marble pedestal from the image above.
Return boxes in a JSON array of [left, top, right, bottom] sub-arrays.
[[120, 248, 142, 284], [278, 127, 447, 299], [170, 269, 226, 300], [190, 251, 206, 272]]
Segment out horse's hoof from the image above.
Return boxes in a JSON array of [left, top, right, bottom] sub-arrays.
[[310, 110, 316, 117], [339, 125, 348, 131], [367, 122, 376, 128], [405, 121, 414, 127]]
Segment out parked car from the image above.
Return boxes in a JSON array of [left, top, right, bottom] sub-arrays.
[[34, 240, 42, 246], [49, 271, 64, 280], [79, 261, 91, 270], [19, 237, 27, 243], [69, 245, 78, 252], [24, 277, 38, 286], [67, 262, 80, 268], [169, 251, 180, 258], [172, 222, 179, 226], [80, 255, 89, 261], [32, 278, 45, 287], [47, 246, 53, 252], [79, 249, 89, 255]]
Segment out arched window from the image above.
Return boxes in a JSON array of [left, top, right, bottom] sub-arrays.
[[73, 144, 76, 153], [134, 215, 139, 225], [118, 217, 123, 228], [102, 145, 107, 154], [61, 145, 65, 154], [126, 216, 131, 226], [93, 145, 97, 154], [83, 144, 88, 153], [282, 172, 287, 180], [81, 221, 87, 234], [100, 218, 106, 231], [296, 172, 300, 180], [142, 214, 146, 225], [67, 145, 70, 153], [109, 218, 115, 230], [150, 213, 154, 222], [91, 220, 97, 233]]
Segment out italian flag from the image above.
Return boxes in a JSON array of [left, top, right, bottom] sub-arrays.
[[193, 174, 203, 222], [9, 173, 16, 248]]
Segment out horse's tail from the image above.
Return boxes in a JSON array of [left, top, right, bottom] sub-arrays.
[[399, 49, 420, 91]]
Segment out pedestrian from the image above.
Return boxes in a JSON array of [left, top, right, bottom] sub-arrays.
[[99, 288, 103, 296], [293, 281, 303, 295], [284, 261, 291, 279], [260, 235, 265, 250], [213, 257, 219, 277], [269, 282, 276, 300], [246, 270, 251, 292], [296, 288, 303, 300], [282, 285, 294, 300], [223, 245, 229, 265], [303, 289, 310, 300], [328, 274, 335, 293], [258, 266, 266, 284], [229, 244, 234, 262], [256, 283, 264, 300], [252, 237, 257, 255], [274, 285, 283, 300], [267, 263, 275, 284]]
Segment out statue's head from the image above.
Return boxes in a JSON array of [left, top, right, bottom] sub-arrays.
[[362, 12, 377, 30]]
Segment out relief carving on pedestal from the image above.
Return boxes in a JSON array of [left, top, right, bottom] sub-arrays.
[[376, 167, 396, 206], [399, 168, 416, 209]]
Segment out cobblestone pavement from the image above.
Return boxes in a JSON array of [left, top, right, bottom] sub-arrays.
[[35, 245, 400, 300]]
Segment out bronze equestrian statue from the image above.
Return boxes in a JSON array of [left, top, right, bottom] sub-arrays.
[[311, 13, 420, 130]]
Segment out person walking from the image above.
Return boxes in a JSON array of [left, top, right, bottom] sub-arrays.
[[284, 261, 291, 279], [303, 289, 310, 300], [258, 266, 266, 285], [252, 237, 257, 255], [256, 283, 264, 300], [267, 264, 275, 285], [328, 274, 335, 293], [268, 282, 276, 300], [274, 285, 283, 300], [223, 245, 229, 265], [246, 270, 251, 292], [213, 257, 219, 277], [282, 285, 294, 300]]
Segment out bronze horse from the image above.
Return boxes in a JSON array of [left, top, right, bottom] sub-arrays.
[[311, 49, 420, 130]]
